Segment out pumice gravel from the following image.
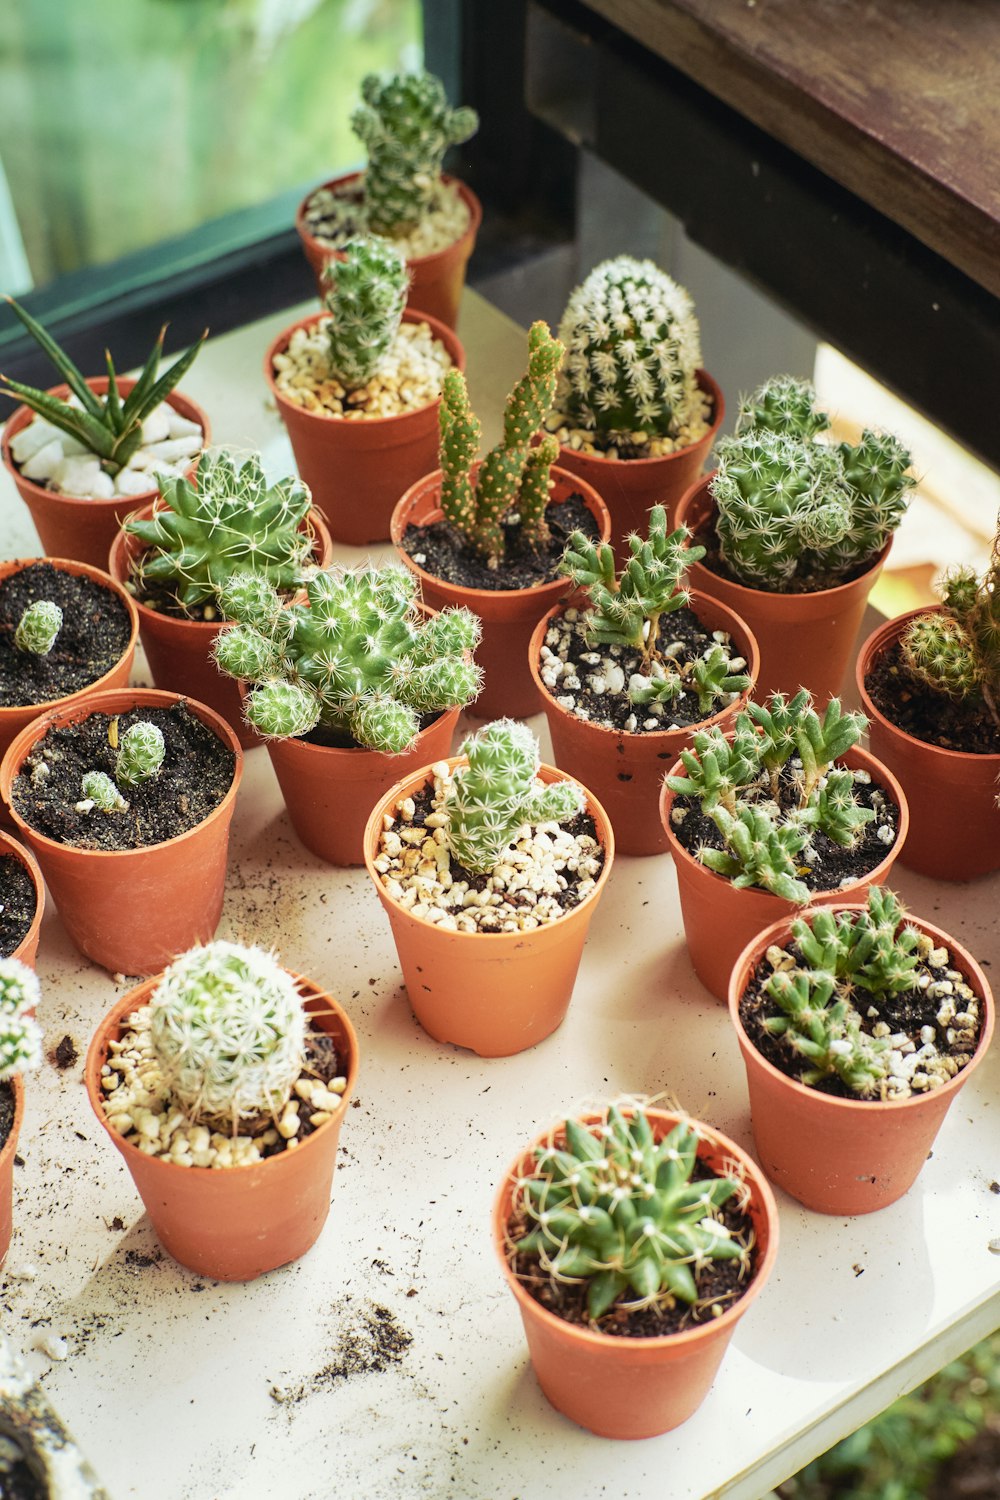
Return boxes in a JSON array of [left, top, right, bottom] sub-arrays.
[[272, 319, 452, 419]]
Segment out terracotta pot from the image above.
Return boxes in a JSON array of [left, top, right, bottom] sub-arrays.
[[856, 608, 1000, 880], [493, 1107, 779, 1438], [107, 506, 333, 750], [295, 171, 482, 329], [728, 906, 995, 1214], [676, 476, 890, 705], [659, 744, 909, 1003], [0, 1074, 24, 1268], [528, 592, 760, 856], [391, 466, 612, 720], [85, 975, 359, 1279], [364, 756, 615, 1056], [1, 379, 210, 571], [0, 556, 140, 765], [0, 829, 44, 968], [556, 371, 724, 559], [0, 689, 243, 975]]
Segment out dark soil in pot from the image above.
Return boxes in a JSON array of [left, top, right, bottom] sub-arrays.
[[0, 1079, 13, 1151], [0, 1444, 44, 1500], [0, 563, 131, 708], [10, 704, 236, 851], [399, 494, 599, 592], [865, 642, 1000, 754], [0, 856, 36, 956]]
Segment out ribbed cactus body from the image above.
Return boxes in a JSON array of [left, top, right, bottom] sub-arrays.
[[79, 771, 129, 814], [322, 237, 408, 387], [900, 546, 1000, 724], [14, 600, 62, 656], [735, 375, 829, 441], [0, 957, 43, 1081], [115, 721, 165, 788]]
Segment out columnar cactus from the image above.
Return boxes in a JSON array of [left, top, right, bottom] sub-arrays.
[[511, 1106, 747, 1321], [126, 450, 314, 614], [351, 71, 478, 239], [14, 600, 62, 656], [213, 563, 481, 754], [147, 941, 307, 1130], [0, 957, 43, 1081], [555, 256, 704, 445], [322, 237, 409, 388], [444, 719, 584, 874], [900, 530, 1000, 727]]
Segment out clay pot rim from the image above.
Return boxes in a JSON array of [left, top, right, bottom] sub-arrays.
[[0, 828, 44, 963], [0, 687, 244, 862], [0, 556, 140, 722], [527, 592, 762, 746], [727, 904, 996, 1116], [555, 370, 724, 471], [295, 171, 483, 272], [363, 753, 616, 943], [0, 1071, 25, 1168], [263, 308, 465, 431], [492, 1106, 779, 1351], [856, 606, 1000, 767], [85, 975, 359, 1181]]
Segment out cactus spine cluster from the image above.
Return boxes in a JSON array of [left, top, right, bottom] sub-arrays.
[[351, 71, 478, 238], [439, 321, 564, 565], [555, 256, 704, 446], [213, 563, 481, 753], [126, 450, 314, 616], [900, 526, 1000, 727], [511, 1107, 747, 1321], [321, 237, 409, 388], [0, 957, 43, 1081], [77, 719, 165, 815], [147, 941, 307, 1130], [444, 719, 584, 875], [14, 600, 62, 656]]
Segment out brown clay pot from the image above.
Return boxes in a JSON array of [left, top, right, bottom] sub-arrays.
[[0, 1074, 25, 1268], [0, 829, 44, 968], [0, 556, 140, 765], [295, 171, 482, 329], [675, 476, 890, 705], [856, 608, 1000, 880], [1, 379, 210, 571], [659, 744, 909, 1003], [528, 591, 760, 856], [85, 975, 359, 1280], [264, 309, 465, 547], [391, 466, 612, 720], [0, 688, 243, 975], [556, 371, 724, 559], [728, 906, 995, 1214], [364, 757, 615, 1057], [107, 506, 333, 750], [493, 1107, 779, 1438]]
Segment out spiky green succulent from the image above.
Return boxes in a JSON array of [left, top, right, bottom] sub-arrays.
[[78, 771, 129, 815], [0, 956, 43, 1081], [321, 236, 409, 388], [900, 532, 1000, 727], [14, 600, 62, 656], [511, 1106, 748, 1321], [735, 374, 829, 441], [115, 722, 165, 788]]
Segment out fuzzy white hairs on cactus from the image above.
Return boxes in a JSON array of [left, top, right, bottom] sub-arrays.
[[0, 957, 43, 1081]]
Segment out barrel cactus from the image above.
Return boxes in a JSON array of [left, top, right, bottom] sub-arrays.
[[900, 532, 1000, 727], [322, 237, 409, 388], [0, 957, 43, 1081], [14, 600, 62, 656]]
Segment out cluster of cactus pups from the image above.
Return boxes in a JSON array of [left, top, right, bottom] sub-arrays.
[[899, 523, 1000, 728], [0, 958, 42, 1084], [76, 720, 165, 817]]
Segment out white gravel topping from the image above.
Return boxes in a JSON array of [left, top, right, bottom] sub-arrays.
[[9, 400, 204, 499], [272, 318, 452, 419], [305, 177, 470, 260], [543, 387, 712, 460]]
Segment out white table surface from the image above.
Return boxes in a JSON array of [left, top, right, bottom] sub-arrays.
[[1, 293, 998, 1500]]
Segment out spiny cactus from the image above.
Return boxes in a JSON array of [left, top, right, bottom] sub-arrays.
[[511, 1107, 747, 1321], [735, 375, 829, 441], [0, 957, 43, 1081], [147, 941, 307, 1130], [322, 237, 409, 388], [78, 771, 129, 815], [444, 719, 584, 875], [791, 888, 921, 996], [115, 721, 165, 788], [126, 450, 313, 615], [14, 600, 62, 656], [900, 529, 1000, 727], [555, 256, 704, 445], [351, 70, 478, 238], [763, 968, 890, 1095], [213, 563, 481, 753], [696, 803, 811, 902]]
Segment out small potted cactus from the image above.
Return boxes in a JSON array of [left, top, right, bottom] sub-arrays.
[[676, 373, 915, 702], [0, 830, 44, 967], [295, 69, 481, 328], [265, 235, 464, 544], [728, 888, 995, 1214], [493, 1103, 778, 1438], [659, 689, 908, 1001], [212, 561, 481, 866], [544, 256, 724, 553], [856, 523, 1000, 879], [363, 718, 615, 1056], [392, 321, 611, 719], [107, 449, 331, 745], [0, 958, 43, 1268], [0, 298, 208, 568], [528, 505, 758, 854], [85, 939, 359, 1280]]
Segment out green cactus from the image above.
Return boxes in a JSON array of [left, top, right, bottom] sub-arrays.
[[321, 237, 409, 388], [833, 429, 916, 573], [14, 600, 62, 656], [762, 968, 890, 1095], [900, 533, 1000, 727], [555, 256, 705, 445], [696, 803, 811, 902], [115, 721, 165, 788], [351, 70, 478, 238], [78, 771, 129, 815], [213, 563, 481, 754], [126, 450, 314, 616], [735, 375, 829, 441], [510, 1106, 747, 1321], [792, 889, 921, 996], [147, 940, 307, 1131], [0, 956, 43, 1081], [444, 719, 584, 875]]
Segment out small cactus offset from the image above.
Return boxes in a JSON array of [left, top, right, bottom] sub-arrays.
[[735, 375, 829, 441], [763, 968, 891, 1095], [900, 528, 1000, 727], [322, 237, 409, 388], [444, 719, 584, 875], [126, 449, 314, 615], [78, 771, 129, 815], [115, 721, 165, 788], [351, 70, 478, 238], [147, 941, 307, 1130], [14, 600, 62, 656], [0, 956, 43, 1081]]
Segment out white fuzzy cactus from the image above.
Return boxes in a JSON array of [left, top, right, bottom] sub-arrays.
[[0, 957, 43, 1081], [14, 600, 62, 656]]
